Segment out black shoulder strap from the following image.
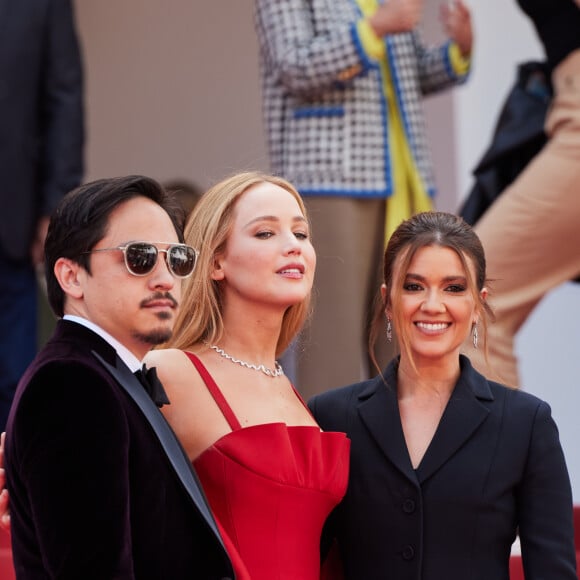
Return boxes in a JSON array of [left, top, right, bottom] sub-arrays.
[[91, 350, 225, 547]]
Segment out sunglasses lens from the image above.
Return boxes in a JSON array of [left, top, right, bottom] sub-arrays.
[[125, 243, 158, 275], [168, 245, 197, 277]]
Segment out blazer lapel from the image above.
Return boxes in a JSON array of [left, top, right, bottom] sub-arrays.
[[416, 356, 493, 483], [358, 363, 417, 484], [92, 351, 224, 546]]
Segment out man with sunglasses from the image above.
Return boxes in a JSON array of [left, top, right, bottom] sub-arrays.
[[3, 175, 234, 579]]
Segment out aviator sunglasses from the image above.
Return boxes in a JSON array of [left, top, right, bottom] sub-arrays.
[[84, 241, 198, 278]]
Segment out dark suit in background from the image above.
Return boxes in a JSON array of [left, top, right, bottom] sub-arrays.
[[0, 0, 84, 430], [6, 320, 234, 579], [310, 355, 577, 579]]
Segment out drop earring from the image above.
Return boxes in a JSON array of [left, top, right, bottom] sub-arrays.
[[386, 318, 393, 343], [472, 323, 478, 349]]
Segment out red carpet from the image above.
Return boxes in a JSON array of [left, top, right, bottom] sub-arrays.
[[0, 531, 15, 580]]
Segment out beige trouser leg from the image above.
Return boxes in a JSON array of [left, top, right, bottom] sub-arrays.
[[467, 50, 580, 387], [295, 196, 395, 398]]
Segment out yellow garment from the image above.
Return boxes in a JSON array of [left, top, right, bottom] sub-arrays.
[[357, 1, 433, 244], [449, 42, 471, 77]]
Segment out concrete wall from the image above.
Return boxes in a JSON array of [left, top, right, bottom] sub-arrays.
[[75, 0, 267, 187], [74, 0, 580, 498]]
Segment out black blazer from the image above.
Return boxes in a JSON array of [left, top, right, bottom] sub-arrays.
[[0, 0, 84, 262], [5, 320, 234, 579], [309, 355, 577, 580]]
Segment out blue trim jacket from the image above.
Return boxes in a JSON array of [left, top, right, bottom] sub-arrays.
[[254, 0, 470, 198]]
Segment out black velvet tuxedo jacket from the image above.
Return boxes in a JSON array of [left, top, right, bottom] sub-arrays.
[[0, 0, 83, 262], [309, 355, 577, 580], [5, 320, 234, 579]]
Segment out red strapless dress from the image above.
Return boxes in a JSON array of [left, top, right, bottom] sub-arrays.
[[185, 353, 349, 580]]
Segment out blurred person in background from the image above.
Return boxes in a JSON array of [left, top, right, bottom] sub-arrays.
[[164, 178, 203, 216], [0, 0, 84, 430], [463, 0, 580, 387], [254, 0, 473, 398]]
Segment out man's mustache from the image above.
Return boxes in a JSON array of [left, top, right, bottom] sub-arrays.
[[140, 292, 179, 309]]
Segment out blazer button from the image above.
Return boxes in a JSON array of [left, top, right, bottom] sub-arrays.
[[401, 545, 415, 561], [402, 498, 416, 513]]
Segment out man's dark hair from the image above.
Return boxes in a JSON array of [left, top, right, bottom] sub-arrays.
[[45, 175, 185, 317]]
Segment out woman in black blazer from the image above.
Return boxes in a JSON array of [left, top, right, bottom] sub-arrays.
[[310, 211, 577, 579]]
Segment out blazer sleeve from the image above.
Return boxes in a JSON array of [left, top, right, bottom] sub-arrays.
[[11, 362, 135, 578], [254, 0, 373, 96], [413, 34, 470, 95], [517, 400, 577, 579], [38, 0, 84, 216]]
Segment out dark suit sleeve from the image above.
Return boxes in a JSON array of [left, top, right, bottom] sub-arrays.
[[309, 392, 343, 442], [12, 362, 135, 579], [307, 395, 318, 422], [39, 0, 84, 215], [517, 400, 577, 579], [309, 394, 342, 563]]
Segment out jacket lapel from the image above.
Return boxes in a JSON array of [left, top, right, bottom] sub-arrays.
[[358, 357, 494, 486], [357, 362, 417, 484], [416, 356, 493, 483], [92, 350, 225, 546]]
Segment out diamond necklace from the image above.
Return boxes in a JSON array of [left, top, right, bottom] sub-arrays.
[[207, 344, 284, 378]]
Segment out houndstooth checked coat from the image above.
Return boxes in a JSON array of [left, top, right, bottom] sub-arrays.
[[254, 0, 470, 198]]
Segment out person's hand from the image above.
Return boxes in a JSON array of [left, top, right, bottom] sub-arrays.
[[440, 0, 473, 58], [30, 216, 50, 267], [0, 432, 11, 533], [368, 0, 424, 37]]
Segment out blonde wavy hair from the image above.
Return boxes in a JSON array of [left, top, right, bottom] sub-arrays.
[[166, 171, 312, 356]]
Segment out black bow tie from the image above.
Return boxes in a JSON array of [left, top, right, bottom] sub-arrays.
[[134, 365, 170, 408]]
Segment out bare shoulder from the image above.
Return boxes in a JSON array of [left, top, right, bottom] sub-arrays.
[[144, 348, 229, 459], [143, 348, 201, 396], [144, 347, 189, 368], [144, 348, 194, 381]]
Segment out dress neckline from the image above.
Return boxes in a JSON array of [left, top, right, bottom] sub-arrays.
[[184, 350, 315, 431]]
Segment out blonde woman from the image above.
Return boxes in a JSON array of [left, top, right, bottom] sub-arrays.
[[145, 172, 349, 580]]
